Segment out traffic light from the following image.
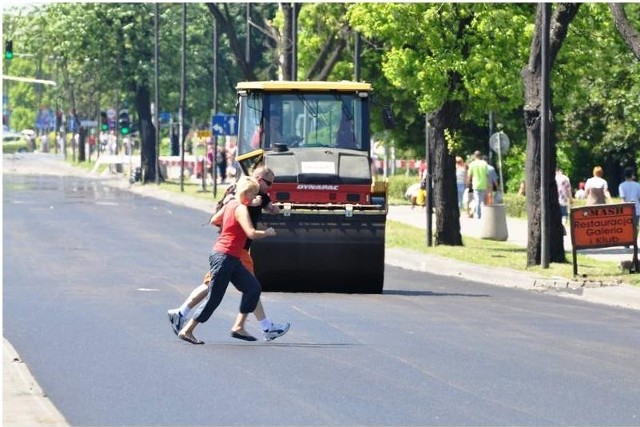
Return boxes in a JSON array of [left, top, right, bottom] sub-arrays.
[[118, 111, 130, 135], [100, 111, 108, 132], [5, 40, 13, 60]]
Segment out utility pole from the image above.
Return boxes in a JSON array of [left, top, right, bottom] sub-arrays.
[[488, 111, 494, 163], [291, 3, 298, 81], [245, 3, 251, 65], [354, 32, 361, 81], [179, 4, 186, 192], [541, 3, 550, 268], [212, 14, 219, 198], [425, 116, 433, 247], [154, 3, 160, 185]]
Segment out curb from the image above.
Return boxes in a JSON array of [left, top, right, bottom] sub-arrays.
[[3, 339, 69, 427], [386, 248, 640, 311]]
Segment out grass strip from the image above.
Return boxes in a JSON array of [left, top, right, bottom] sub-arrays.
[[387, 220, 640, 287]]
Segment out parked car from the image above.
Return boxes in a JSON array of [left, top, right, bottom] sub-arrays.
[[3, 131, 32, 153]]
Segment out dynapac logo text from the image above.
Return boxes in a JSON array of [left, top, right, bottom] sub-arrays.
[[297, 184, 339, 191]]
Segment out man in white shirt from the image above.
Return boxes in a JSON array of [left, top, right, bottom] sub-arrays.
[[555, 168, 573, 225], [618, 167, 640, 229]]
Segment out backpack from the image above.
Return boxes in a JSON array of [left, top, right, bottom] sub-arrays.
[[209, 184, 237, 229]]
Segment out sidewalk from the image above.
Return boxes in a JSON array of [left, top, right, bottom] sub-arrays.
[[385, 204, 640, 312], [387, 204, 638, 265], [3, 339, 69, 426]]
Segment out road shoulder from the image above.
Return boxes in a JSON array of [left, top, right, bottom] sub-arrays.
[[3, 338, 69, 426]]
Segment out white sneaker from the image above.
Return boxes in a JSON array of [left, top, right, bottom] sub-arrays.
[[167, 308, 184, 336], [263, 322, 290, 341]]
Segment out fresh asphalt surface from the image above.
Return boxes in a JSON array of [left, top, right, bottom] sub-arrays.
[[4, 155, 640, 425]]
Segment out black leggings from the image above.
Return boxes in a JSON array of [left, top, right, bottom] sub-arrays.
[[193, 251, 261, 324]]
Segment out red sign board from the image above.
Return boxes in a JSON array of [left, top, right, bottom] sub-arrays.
[[570, 202, 638, 276], [570, 203, 636, 250]]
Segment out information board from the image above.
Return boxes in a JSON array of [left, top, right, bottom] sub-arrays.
[[570, 202, 638, 275], [570, 203, 636, 249]]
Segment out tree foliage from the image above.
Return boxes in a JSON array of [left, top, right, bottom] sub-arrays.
[[2, 3, 640, 255], [554, 3, 640, 188], [348, 3, 535, 245]]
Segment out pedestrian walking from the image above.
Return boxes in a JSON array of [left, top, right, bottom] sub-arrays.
[[618, 167, 640, 229], [585, 166, 611, 205], [574, 182, 586, 199], [466, 150, 489, 219], [217, 145, 228, 184], [555, 168, 573, 226], [485, 155, 499, 205], [455, 156, 467, 210], [168, 171, 290, 344]]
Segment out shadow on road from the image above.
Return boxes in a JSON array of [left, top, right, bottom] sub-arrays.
[[383, 290, 490, 297]]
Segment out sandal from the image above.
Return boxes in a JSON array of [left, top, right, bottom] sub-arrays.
[[230, 330, 257, 342], [178, 333, 204, 345]]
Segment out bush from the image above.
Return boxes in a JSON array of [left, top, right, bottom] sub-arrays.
[[387, 175, 419, 204], [503, 193, 527, 218]]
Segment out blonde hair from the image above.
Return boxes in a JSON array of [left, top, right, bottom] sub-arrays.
[[455, 156, 464, 165], [235, 176, 260, 199], [593, 166, 603, 178]]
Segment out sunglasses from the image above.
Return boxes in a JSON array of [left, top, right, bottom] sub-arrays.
[[259, 177, 273, 187]]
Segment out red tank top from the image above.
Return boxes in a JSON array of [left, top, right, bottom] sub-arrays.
[[213, 199, 247, 257]]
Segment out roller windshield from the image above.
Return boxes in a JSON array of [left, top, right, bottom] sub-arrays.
[[237, 92, 368, 155]]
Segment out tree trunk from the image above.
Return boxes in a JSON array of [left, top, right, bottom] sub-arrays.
[[281, 3, 293, 81], [78, 126, 86, 162], [428, 9, 473, 247], [279, 3, 302, 81], [207, 4, 258, 81], [522, 3, 580, 266], [135, 84, 160, 183], [430, 100, 463, 246], [306, 24, 351, 81], [315, 29, 349, 81], [609, 3, 640, 60]]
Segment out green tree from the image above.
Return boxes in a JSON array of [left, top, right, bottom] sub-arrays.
[[297, 3, 353, 81], [522, 3, 640, 266], [206, 3, 279, 82], [4, 3, 240, 179], [349, 3, 534, 245], [554, 3, 640, 192], [610, 3, 640, 59]]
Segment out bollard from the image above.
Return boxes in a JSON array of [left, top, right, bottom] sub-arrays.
[[481, 204, 508, 241]]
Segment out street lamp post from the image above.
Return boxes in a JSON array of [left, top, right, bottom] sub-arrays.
[[541, 3, 551, 268], [154, 3, 160, 185], [212, 13, 219, 198], [425, 116, 433, 247], [179, 3, 186, 192]]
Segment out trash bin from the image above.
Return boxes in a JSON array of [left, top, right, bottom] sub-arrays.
[[481, 204, 508, 241]]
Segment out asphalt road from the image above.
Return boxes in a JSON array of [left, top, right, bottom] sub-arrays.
[[4, 168, 640, 426]]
